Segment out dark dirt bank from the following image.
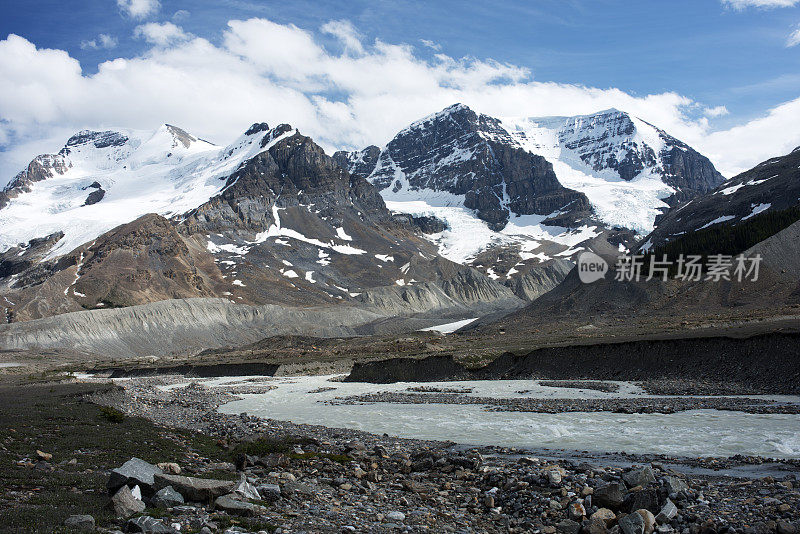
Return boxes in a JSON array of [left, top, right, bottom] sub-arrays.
[[346, 332, 800, 394], [101, 362, 281, 379]]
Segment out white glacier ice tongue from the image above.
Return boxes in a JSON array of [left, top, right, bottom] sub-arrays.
[[501, 110, 675, 234], [0, 123, 293, 258]]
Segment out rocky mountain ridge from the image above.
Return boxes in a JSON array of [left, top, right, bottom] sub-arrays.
[[335, 104, 724, 286], [0, 122, 525, 329], [643, 146, 800, 250]]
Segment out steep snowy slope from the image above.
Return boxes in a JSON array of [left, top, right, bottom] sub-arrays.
[[334, 104, 600, 267], [0, 123, 292, 258], [336, 104, 723, 284], [643, 146, 800, 248], [504, 109, 724, 233]]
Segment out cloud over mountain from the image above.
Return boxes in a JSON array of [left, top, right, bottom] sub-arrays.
[[1, 16, 799, 183]]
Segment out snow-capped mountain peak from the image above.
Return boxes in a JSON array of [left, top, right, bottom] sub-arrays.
[[335, 103, 725, 273], [0, 122, 294, 258]]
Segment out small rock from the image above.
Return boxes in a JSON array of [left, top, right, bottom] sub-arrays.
[[34, 461, 52, 472], [282, 480, 313, 496], [386, 511, 406, 522], [549, 469, 563, 485], [656, 500, 678, 524], [35, 450, 52, 461], [151, 485, 184, 508], [591, 508, 617, 526], [345, 440, 366, 452], [568, 501, 587, 521], [156, 462, 181, 475], [64, 515, 95, 531], [636, 509, 656, 534], [777, 522, 797, 534], [556, 519, 581, 534], [619, 512, 645, 534]]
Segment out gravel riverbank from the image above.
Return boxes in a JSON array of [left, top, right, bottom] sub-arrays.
[[327, 391, 800, 415], [78, 375, 800, 534]]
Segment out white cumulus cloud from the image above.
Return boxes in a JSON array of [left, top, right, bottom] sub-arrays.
[[788, 26, 800, 46], [117, 0, 160, 19], [80, 33, 118, 50], [704, 105, 730, 117], [0, 17, 798, 183], [134, 22, 191, 46], [721, 0, 799, 8]]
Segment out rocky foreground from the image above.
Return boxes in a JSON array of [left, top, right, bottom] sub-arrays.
[[26, 376, 785, 534]]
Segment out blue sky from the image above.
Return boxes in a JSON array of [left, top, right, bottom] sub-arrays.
[[1, 0, 799, 180], [4, 0, 799, 124]]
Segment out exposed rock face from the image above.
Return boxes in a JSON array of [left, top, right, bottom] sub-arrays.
[[504, 260, 574, 300], [184, 128, 386, 235], [646, 147, 800, 248], [1, 122, 526, 328], [0, 153, 70, 209], [336, 104, 590, 231], [67, 214, 228, 310], [338, 105, 724, 234]]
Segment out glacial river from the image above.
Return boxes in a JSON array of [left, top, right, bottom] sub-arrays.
[[206, 375, 800, 459]]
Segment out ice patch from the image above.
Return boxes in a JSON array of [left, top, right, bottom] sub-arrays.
[[698, 215, 735, 230], [336, 227, 353, 241], [420, 317, 478, 333], [742, 203, 771, 221]]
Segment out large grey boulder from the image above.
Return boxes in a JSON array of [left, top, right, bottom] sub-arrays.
[[151, 485, 184, 508], [126, 515, 180, 533], [664, 476, 689, 495], [626, 489, 660, 513], [107, 457, 163, 494], [64, 515, 95, 531], [233, 474, 260, 500], [556, 519, 581, 534], [595, 482, 627, 510], [153, 473, 236, 503], [623, 466, 655, 488], [109, 484, 145, 518], [214, 494, 266, 516], [257, 483, 281, 503]]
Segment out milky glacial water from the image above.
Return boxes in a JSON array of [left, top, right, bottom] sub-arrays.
[[207, 375, 800, 459]]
